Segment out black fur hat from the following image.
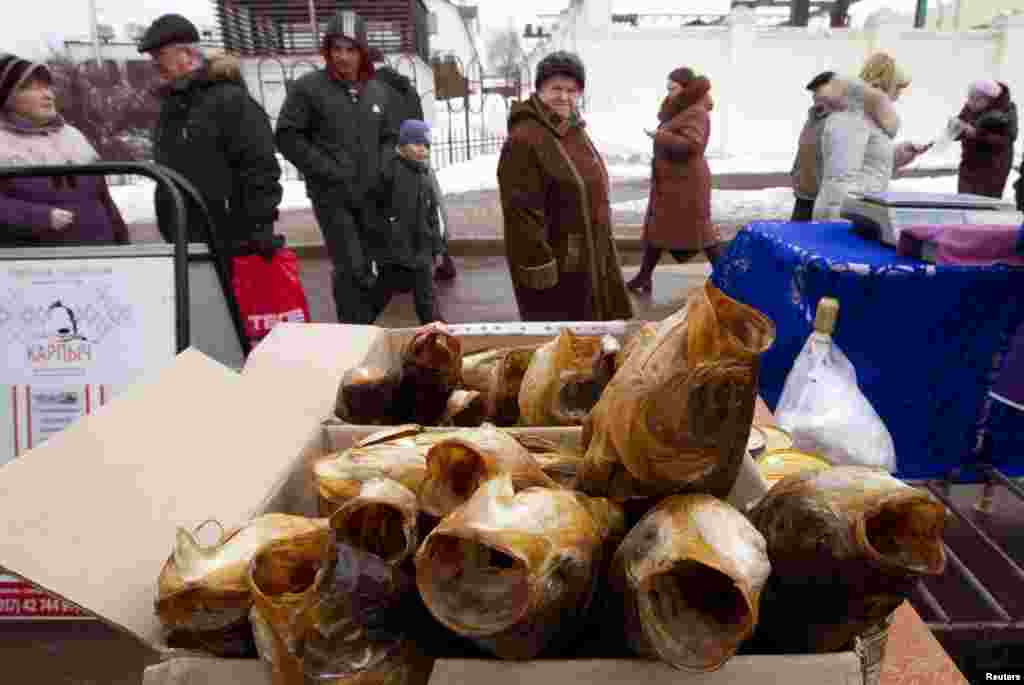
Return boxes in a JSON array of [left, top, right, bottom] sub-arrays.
[[137, 14, 200, 54], [806, 71, 836, 92], [535, 51, 585, 91]]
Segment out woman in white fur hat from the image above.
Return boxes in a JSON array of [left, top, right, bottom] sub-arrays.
[[954, 79, 1017, 199]]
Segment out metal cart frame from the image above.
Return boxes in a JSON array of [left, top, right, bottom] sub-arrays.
[[0, 161, 251, 357]]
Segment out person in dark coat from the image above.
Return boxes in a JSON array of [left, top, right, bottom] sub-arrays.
[[497, 51, 633, 322], [138, 14, 282, 253], [0, 54, 129, 247], [790, 71, 836, 222], [954, 79, 1017, 199], [366, 120, 443, 324], [369, 47, 457, 282], [276, 11, 400, 324], [626, 68, 720, 295]]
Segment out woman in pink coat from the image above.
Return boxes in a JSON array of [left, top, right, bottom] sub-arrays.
[[627, 68, 721, 295]]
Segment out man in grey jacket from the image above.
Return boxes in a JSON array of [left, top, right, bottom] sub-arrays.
[[790, 71, 835, 222], [275, 11, 399, 324]]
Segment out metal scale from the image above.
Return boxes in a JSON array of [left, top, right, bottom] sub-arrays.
[[840, 191, 1022, 247]]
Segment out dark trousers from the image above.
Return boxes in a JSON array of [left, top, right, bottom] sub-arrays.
[[370, 263, 439, 325], [791, 197, 815, 222], [310, 199, 376, 324]]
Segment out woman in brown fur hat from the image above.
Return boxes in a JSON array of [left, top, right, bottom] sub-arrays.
[[497, 51, 633, 322], [627, 68, 721, 295]]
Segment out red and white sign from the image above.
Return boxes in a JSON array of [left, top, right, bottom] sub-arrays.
[[0, 577, 86, 619], [0, 383, 110, 619], [0, 255, 177, 620]]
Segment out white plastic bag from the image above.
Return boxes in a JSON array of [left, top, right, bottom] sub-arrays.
[[775, 332, 896, 471]]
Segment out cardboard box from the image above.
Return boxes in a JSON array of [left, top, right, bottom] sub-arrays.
[[0, 325, 865, 685]]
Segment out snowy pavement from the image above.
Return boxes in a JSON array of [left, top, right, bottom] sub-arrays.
[[109, 154, 986, 231]]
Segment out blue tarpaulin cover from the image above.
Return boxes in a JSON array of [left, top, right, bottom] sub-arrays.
[[713, 221, 1024, 480]]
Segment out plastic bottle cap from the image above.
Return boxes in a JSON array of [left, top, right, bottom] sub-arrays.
[[814, 297, 840, 334]]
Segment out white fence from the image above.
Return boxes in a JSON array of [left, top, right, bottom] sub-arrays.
[[534, 7, 1024, 160]]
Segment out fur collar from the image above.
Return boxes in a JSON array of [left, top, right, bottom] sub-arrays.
[[657, 77, 710, 123], [155, 54, 246, 97], [508, 94, 586, 138]]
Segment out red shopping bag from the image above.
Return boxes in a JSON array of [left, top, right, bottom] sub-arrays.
[[231, 248, 311, 345]]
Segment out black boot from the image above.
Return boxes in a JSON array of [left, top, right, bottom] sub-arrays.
[[626, 245, 662, 294]]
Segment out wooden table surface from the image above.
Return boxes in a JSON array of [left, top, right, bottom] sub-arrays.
[[753, 396, 968, 685]]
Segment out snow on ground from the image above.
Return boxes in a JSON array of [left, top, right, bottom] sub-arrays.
[[111, 102, 972, 223], [110, 166, 978, 228], [611, 174, 1018, 226], [109, 109, 976, 226]]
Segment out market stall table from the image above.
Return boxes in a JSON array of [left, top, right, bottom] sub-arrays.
[[713, 221, 1024, 481]]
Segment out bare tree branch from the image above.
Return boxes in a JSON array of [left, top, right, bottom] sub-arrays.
[[45, 52, 162, 161]]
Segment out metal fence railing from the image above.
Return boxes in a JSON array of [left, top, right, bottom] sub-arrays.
[[106, 135, 506, 188], [431, 132, 506, 171]]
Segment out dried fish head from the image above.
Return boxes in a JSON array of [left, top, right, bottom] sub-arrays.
[[395, 329, 464, 425], [616, 323, 657, 370], [329, 478, 420, 565], [441, 389, 488, 427], [419, 425, 559, 518], [403, 327, 463, 387], [296, 537, 418, 684], [155, 514, 328, 654], [335, 366, 403, 424], [611, 494, 771, 672], [748, 466, 948, 653], [314, 429, 456, 512], [248, 527, 331, 685], [519, 330, 620, 426], [462, 346, 538, 425], [580, 282, 775, 501], [415, 476, 613, 659], [514, 433, 584, 489], [751, 466, 947, 583]]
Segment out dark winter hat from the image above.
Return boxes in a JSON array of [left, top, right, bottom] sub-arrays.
[[535, 51, 585, 91], [325, 10, 368, 47], [806, 70, 836, 92], [137, 14, 200, 53], [668, 67, 696, 85], [399, 120, 431, 147], [0, 53, 51, 110]]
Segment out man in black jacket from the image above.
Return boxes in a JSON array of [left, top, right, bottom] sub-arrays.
[[276, 11, 399, 324], [138, 14, 282, 256]]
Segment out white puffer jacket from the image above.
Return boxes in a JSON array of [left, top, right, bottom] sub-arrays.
[[812, 78, 916, 220]]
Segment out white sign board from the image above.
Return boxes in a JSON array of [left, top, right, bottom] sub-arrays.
[[0, 256, 176, 387], [0, 254, 177, 618]]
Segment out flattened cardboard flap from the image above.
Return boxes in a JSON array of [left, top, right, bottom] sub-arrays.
[[241, 323, 385, 422], [0, 348, 324, 653]]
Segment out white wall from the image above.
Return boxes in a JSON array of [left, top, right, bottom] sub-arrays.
[[531, 4, 1024, 161]]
